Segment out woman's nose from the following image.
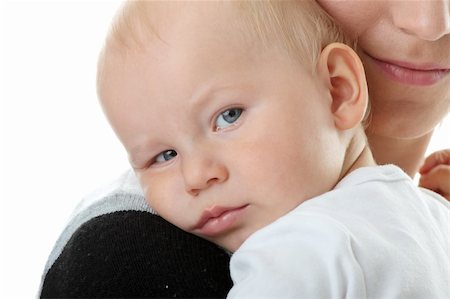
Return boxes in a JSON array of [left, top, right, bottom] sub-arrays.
[[181, 152, 229, 196], [392, 0, 450, 41]]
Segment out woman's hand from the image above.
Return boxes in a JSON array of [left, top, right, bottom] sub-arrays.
[[419, 149, 450, 201]]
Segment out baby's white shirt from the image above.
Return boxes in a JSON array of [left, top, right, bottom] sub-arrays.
[[228, 165, 449, 299]]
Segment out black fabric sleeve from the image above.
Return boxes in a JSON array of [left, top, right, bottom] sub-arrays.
[[41, 211, 232, 298]]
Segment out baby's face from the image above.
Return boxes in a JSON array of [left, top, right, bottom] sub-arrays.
[[99, 3, 345, 252]]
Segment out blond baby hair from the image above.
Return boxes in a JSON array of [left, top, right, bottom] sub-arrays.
[[104, 0, 353, 73], [101, 1, 369, 126]]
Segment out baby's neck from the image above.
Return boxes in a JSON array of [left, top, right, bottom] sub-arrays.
[[338, 130, 377, 181]]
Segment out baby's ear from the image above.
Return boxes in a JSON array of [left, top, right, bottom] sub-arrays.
[[316, 43, 368, 130]]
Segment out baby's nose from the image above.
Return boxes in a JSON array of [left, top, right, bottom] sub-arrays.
[[181, 154, 229, 196]]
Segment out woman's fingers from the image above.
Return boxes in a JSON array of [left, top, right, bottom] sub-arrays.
[[419, 149, 450, 201], [419, 164, 450, 201], [419, 149, 450, 175]]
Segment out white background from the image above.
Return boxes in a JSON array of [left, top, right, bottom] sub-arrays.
[[1, 1, 125, 298], [0, 1, 449, 298]]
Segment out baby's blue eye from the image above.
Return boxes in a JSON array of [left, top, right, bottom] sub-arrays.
[[155, 150, 177, 163], [215, 108, 243, 130]]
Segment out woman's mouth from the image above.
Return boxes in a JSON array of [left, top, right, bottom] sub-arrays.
[[193, 204, 249, 237], [364, 53, 450, 86]]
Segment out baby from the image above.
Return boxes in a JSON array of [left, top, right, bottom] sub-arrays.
[[97, 1, 449, 297]]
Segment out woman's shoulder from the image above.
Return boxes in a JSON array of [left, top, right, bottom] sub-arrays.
[[41, 210, 232, 298]]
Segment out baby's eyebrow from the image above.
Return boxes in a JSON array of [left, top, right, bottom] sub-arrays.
[[189, 83, 237, 110]]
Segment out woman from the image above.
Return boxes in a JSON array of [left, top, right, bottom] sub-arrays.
[[40, 1, 449, 297]]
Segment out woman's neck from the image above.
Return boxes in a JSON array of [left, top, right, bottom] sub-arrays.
[[366, 130, 434, 177]]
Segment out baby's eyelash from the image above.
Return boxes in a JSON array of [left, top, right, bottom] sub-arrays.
[[142, 149, 177, 169], [154, 149, 177, 163]]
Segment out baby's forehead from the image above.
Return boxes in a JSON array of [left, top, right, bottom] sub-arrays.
[[98, 2, 266, 104]]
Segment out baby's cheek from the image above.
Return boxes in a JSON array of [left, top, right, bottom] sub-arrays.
[[137, 172, 164, 208], [143, 187, 163, 212], [145, 188, 185, 228], [138, 172, 192, 230]]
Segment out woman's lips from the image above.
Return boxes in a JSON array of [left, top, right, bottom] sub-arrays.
[[365, 53, 450, 86], [193, 204, 249, 237]]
